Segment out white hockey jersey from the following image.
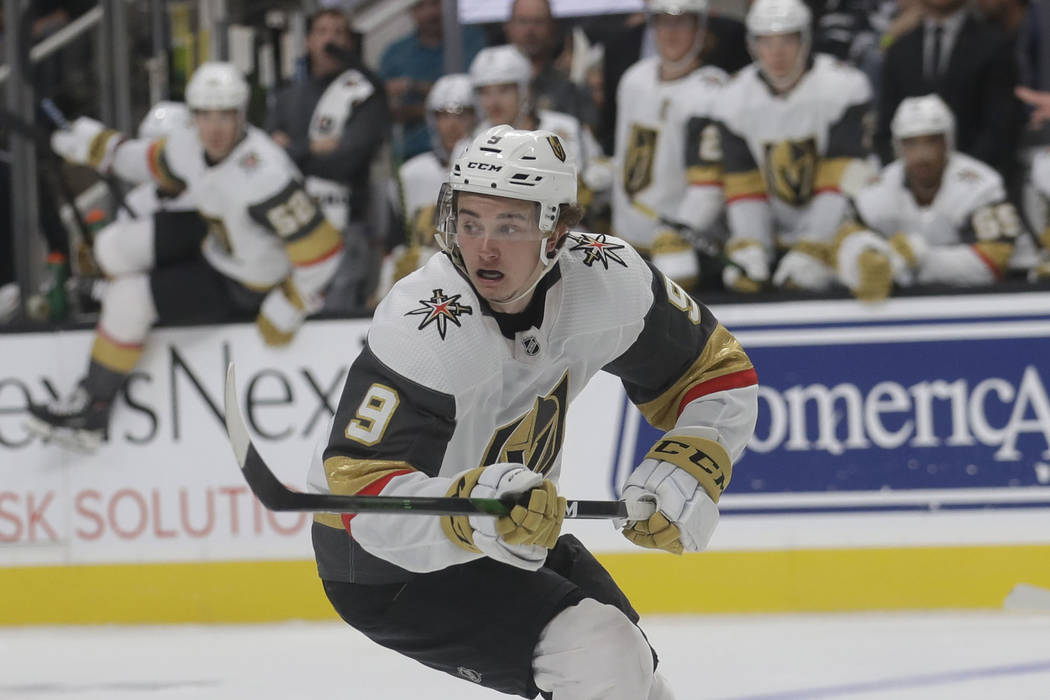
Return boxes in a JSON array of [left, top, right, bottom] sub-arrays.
[[853, 152, 1024, 284], [308, 236, 757, 583], [612, 58, 727, 250], [716, 54, 873, 251], [111, 124, 343, 307]]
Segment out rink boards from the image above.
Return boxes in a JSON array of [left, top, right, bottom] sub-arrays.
[[1, 292, 1049, 623]]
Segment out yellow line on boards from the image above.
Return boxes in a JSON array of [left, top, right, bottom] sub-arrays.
[[2, 545, 1049, 624]]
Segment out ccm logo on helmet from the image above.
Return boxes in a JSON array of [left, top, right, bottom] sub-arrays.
[[467, 161, 502, 172]]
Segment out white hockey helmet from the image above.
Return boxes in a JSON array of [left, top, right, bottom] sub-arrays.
[[185, 62, 250, 112], [437, 125, 578, 276], [138, 101, 192, 139], [891, 94, 955, 149], [426, 74, 475, 114], [469, 45, 532, 90], [649, 0, 708, 16], [746, 0, 811, 36]]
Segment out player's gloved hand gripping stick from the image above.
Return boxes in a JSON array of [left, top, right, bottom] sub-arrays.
[[223, 364, 655, 521]]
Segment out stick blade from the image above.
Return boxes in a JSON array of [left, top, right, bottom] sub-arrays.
[[224, 363, 250, 469]]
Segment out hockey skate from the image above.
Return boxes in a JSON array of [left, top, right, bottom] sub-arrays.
[[25, 384, 111, 453]]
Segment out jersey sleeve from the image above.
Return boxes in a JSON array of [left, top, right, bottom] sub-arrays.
[[816, 101, 873, 196], [935, 197, 1024, 282], [248, 179, 345, 309], [315, 338, 485, 573], [111, 136, 188, 195], [604, 262, 758, 490]]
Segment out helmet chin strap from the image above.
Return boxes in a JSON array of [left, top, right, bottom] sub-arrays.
[[659, 30, 705, 78], [487, 238, 559, 309]]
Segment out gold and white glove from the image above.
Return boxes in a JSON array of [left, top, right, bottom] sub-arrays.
[[722, 240, 769, 293], [651, 228, 700, 291], [50, 116, 124, 173], [836, 230, 913, 301], [256, 283, 306, 347], [772, 240, 837, 291], [621, 427, 729, 555], [441, 463, 565, 571]]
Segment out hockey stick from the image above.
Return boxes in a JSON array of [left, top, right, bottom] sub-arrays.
[[223, 363, 655, 520]]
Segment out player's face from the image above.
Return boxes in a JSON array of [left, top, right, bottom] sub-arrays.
[[455, 193, 551, 311], [193, 109, 242, 161], [477, 84, 522, 126], [899, 133, 948, 189], [653, 13, 700, 64], [434, 110, 475, 155], [307, 13, 353, 77], [753, 33, 804, 84]]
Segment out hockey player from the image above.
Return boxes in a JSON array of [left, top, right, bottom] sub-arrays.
[[309, 125, 758, 700], [612, 0, 728, 290], [836, 95, 1028, 300], [26, 62, 344, 451], [469, 44, 610, 214], [716, 0, 874, 293], [374, 73, 476, 300]]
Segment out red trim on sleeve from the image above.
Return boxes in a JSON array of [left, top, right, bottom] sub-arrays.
[[341, 469, 414, 530], [96, 326, 145, 350], [293, 241, 345, 267], [146, 141, 163, 179], [677, 367, 759, 416], [814, 186, 841, 195], [726, 193, 769, 204], [970, 245, 1004, 280]]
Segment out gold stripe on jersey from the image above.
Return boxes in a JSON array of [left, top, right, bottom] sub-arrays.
[[284, 219, 343, 266], [643, 433, 732, 502], [638, 324, 753, 431], [815, 157, 852, 192], [687, 164, 722, 187], [972, 240, 1014, 275], [90, 331, 143, 374], [724, 170, 766, 201], [87, 129, 122, 169], [1039, 227, 1050, 251], [313, 457, 417, 529], [146, 138, 187, 195], [440, 467, 486, 553]]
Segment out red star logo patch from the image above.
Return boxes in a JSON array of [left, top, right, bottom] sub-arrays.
[[405, 288, 473, 339], [568, 233, 628, 269]]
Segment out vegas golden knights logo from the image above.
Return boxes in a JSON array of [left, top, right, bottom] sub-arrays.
[[547, 135, 567, 162], [763, 138, 818, 206], [624, 125, 658, 197], [480, 373, 569, 476], [410, 204, 436, 245]]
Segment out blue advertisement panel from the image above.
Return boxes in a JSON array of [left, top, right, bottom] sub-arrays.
[[615, 306, 1050, 514]]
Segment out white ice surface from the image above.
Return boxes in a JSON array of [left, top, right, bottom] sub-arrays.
[[2, 612, 1050, 699]]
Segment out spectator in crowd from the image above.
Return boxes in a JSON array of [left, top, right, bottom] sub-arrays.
[[374, 74, 477, 301], [469, 45, 610, 224], [611, 0, 728, 292], [596, 6, 750, 155], [875, 0, 1022, 186], [835, 95, 1029, 300], [379, 0, 487, 162], [716, 0, 874, 294], [266, 7, 389, 312], [811, 0, 900, 94], [505, 0, 598, 131]]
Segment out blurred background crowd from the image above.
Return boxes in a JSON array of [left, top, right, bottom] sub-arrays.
[[2, 0, 1049, 327]]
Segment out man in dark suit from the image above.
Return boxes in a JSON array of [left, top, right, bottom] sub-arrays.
[[876, 0, 1022, 185]]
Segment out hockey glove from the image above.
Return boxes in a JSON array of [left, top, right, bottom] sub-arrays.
[[441, 463, 565, 571], [256, 283, 306, 347], [772, 240, 837, 291], [836, 230, 912, 301], [651, 229, 700, 291], [721, 240, 769, 293], [620, 427, 727, 554], [51, 117, 124, 173]]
